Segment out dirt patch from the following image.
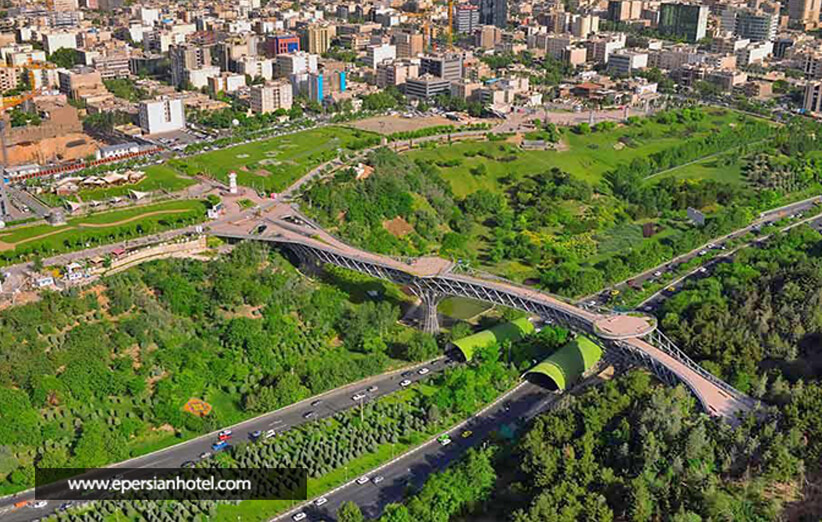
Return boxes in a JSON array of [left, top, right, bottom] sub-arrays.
[[351, 114, 456, 135], [78, 209, 190, 228], [383, 216, 414, 237]]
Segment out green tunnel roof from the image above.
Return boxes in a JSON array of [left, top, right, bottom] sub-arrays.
[[452, 317, 535, 361], [525, 336, 603, 391]]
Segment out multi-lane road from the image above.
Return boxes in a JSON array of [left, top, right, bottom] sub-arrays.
[[0, 358, 453, 521], [278, 381, 561, 522], [580, 196, 822, 310]]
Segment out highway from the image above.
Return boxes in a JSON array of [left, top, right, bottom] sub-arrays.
[[637, 209, 822, 313], [0, 358, 453, 521], [579, 195, 822, 310], [277, 382, 559, 522]]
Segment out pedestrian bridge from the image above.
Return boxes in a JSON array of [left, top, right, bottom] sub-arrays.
[[210, 205, 755, 422]]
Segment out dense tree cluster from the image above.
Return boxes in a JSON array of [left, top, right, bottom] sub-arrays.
[[0, 243, 432, 492]]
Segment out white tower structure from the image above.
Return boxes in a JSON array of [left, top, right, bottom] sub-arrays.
[[228, 172, 238, 195]]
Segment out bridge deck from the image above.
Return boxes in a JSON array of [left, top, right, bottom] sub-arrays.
[[626, 338, 752, 420], [210, 204, 753, 422]]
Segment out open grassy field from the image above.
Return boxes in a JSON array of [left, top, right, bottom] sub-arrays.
[[168, 126, 379, 192], [406, 108, 748, 197], [0, 199, 207, 263]]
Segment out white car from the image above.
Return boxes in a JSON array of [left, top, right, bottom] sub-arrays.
[[315, 497, 328, 507], [292, 512, 307, 521], [199, 452, 212, 460], [399, 379, 412, 387], [29, 501, 48, 509], [264, 429, 276, 439], [418, 368, 430, 375], [698, 250, 708, 256], [367, 385, 378, 393], [653, 271, 662, 277], [372, 476, 384, 484], [356, 476, 370, 485], [352, 393, 366, 401], [698, 267, 708, 274]]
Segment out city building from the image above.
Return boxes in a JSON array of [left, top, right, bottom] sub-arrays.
[[477, 25, 503, 50], [265, 34, 300, 56], [607, 0, 643, 22], [658, 3, 709, 43], [733, 9, 778, 42], [276, 51, 318, 77], [139, 98, 185, 135], [366, 43, 397, 69], [304, 24, 335, 55], [405, 74, 452, 99], [250, 80, 293, 113], [208, 72, 246, 93], [454, 4, 480, 33], [393, 31, 424, 59], [804, 81, 822, 112], [169, 44, 212, 87], [376, 59, 420, 87], [57, 66, 104, 98], [789, 0, 821, 29], [479, 0, 507, 28], [608, 50, 648, 76], [236, 56, 275, 81], [420, 53, 463, 80]]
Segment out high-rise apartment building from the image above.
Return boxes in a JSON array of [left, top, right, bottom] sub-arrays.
[[789, 0, 821, 29], [454, 4, 480, 33], [479, 0, 507, 28], [169, 44, 212, 87], [139, 98, 186, 135], [420, 53, 463, 81], [658, 3, 709, 42], [250, 80, 293, 113], [393, 31, 424, 58], [304, 25, 335, 55]]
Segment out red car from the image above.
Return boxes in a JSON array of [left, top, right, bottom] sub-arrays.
[[218, 430, 232, 442]]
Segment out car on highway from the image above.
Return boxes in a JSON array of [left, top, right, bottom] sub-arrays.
[[653, 271, 662, 277], [461, 430, 473, 438], [315, 497, 328, 507], [698, 267, 708, 274], [303, 411, 315, 419], [367, 385, 379, 393], [182, 461, 196, 468], [666, 286, 676, 293], [356, 476, 370, 485], [199, 451, 212, 460], [218, 429, 232, 441], [418, 368, 430, 375], [352, 393, 366, 401], [264, 429, 276, 439], [250, 430, 262, 440], [372, 476, 384, 484], [437, 434, 452, 446], [399, 379, 412, 387], [311, 399, 322, 406], [292, 512, 307, 521], [211, 441, 230, 452], [29, 500, 48, 509], [698, 250, 708, 256], [58, 502, 74, 511]]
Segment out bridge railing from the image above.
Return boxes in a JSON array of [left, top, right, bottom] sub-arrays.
[[647, 329, 749, 401], [448, 263, 581, 308]]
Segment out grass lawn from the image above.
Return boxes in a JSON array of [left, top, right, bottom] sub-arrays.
[[168, 126, 379, 193], [440, 296, 493, 321], [0, 199, 207, 263], [406, 108, 749, 197], [76, 165, 197, 202], [648, 154, 745, 185]]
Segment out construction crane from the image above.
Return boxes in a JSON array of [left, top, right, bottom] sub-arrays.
[[447, 0, 454, 50]]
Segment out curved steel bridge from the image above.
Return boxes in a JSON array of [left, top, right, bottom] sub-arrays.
[[211, 205, 756, 422]]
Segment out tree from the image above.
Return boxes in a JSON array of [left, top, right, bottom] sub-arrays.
[[337, 501, 365, 522], [47, 48, 80, 68], [406, 332, 439, 361]]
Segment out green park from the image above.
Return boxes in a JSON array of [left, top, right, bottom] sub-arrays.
[[167, 126, 380, 192]]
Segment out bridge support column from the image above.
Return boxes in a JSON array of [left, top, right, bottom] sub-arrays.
[[292, 246, 323, 277], [409, 288, 443, 335], [421, 290, 442, 335]]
